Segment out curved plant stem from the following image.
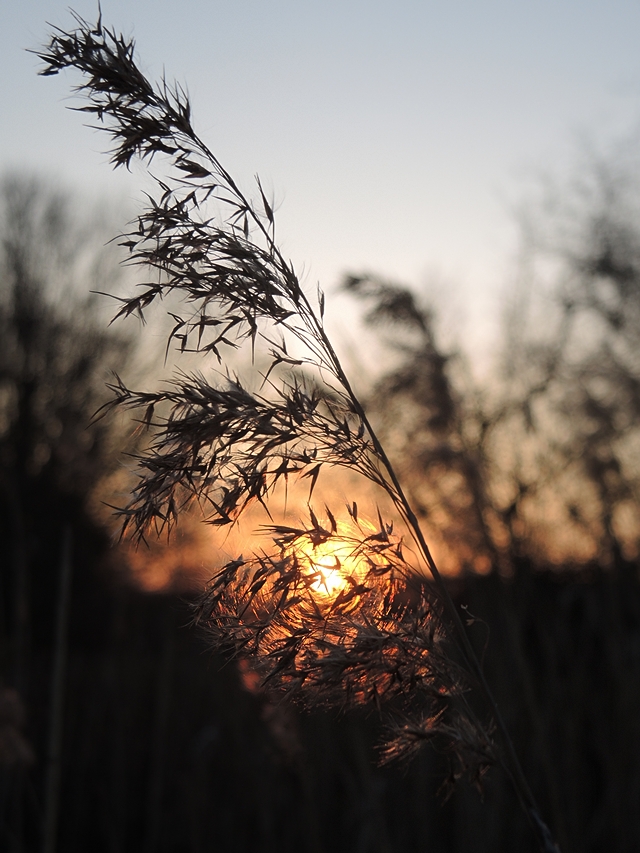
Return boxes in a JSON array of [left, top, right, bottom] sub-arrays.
[[305, 305, 560, 853], [36, 14, 561, 850]]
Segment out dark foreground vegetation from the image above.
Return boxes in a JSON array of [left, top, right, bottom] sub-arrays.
[[2, 551, 639, 853]]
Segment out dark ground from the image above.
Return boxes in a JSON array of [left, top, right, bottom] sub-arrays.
[[2, 532, 638, 853]]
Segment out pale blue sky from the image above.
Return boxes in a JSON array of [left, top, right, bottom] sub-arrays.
[[3, 1, 640, 351]]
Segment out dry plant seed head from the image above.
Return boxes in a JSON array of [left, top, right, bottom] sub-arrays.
[[37, 11, 387, 543], [196, 508, 495, 780], [37, 14, 563, 849], [34, 2, 492, 778]]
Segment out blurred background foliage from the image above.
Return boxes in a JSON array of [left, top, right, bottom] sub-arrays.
[[345, 151, 640, 576], [0, 142, 639, 852]]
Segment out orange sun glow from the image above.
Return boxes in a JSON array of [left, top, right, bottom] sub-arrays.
[[289, 527, 369, 600]]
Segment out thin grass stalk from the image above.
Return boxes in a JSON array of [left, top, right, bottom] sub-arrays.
[[144, 610, 176, 853], [35, 13, 561, 851], [283, 288, 558, 850], [223, 233, 556, 843], [42, 526, 73, 853], [11, 502, 29, 699]]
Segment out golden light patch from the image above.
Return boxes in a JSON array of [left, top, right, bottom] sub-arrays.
[[286, 523, 371, 602]]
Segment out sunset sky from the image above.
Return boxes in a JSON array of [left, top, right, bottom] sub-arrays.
[[3, 0, 640, 354]]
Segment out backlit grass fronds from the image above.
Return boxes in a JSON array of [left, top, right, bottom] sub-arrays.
[[379, 710, 496, 794], [197, 509, 495, 779], [37, 12, 395, 542], [38, 13, 560, 850]]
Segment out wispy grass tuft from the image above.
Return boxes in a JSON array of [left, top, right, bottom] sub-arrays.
[[36, 12, 559, 850]]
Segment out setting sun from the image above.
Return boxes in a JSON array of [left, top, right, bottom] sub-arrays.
[[300, 541, 357, 597], [283, 523, 372, 601]]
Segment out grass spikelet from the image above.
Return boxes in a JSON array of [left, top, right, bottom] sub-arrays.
[[37, 13, 560, 850]]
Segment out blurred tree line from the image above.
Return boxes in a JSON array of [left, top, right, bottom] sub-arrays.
[[345, 151, 640, 578], [0, 151, 639, 853], [0, 174, 135, 697]]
